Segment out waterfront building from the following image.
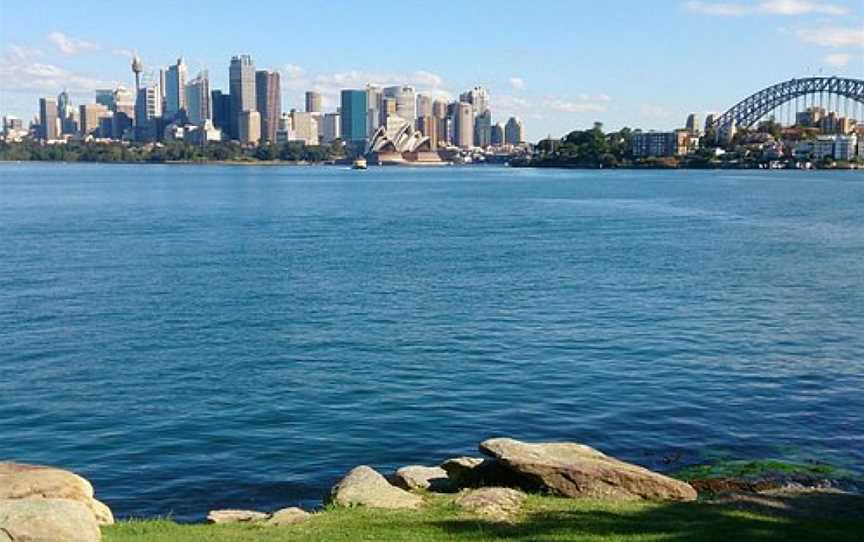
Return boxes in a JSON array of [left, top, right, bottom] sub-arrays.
[[490, 122, 504, 146], [290, 111, 319, 145], [834, 135, 857, 161], [112, 109, 134, 140], [135, 81, 162, 124], [3, 116, 27, 141], [383, 85, 416, 123], [239, 110, 261, 144], [185, 120, 222, 144], [229, 55, 256, 140], [368, 116, 443, 165], [366, 85, 383, 137], [454, 102, 474, 148], [185, 71, 211, 126], [57, 90, 76, 134], [39, 97, 59, 141], [416, 94, 433, 119], [797, 107, 826, 127], [164, 58, 188, 120], [340, 89, 368, 145], [305, 91, 322, 113], [210, 90, 231, 131], [685, 113, 700, 134], [256, 70, 281, 143], [79, 104, 110, 136], [275, 112, 292, 143], [417, 115, 438, 150], [504, 116, 524, 145], [704, 114, 717, 134], [322, 112, 340, 144], [631, 131, 676, 157], [474, 109, 492, 148], [381, 97, 398, 124]]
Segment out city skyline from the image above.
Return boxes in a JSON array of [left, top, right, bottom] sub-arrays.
[[1, 0, 862, 140]]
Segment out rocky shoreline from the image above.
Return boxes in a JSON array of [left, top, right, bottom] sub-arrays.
[[2, 437, 860, 540]]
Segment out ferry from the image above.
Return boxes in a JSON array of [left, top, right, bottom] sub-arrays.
[[352, 158, 368, 170]]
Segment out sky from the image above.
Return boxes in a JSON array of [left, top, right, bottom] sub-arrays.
[[0, 0, 862, 140]]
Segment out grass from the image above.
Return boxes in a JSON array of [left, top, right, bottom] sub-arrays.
[[104, 493, 864, 542]]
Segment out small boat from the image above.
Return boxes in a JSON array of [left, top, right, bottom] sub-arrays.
[[352, 158, 368, 170]]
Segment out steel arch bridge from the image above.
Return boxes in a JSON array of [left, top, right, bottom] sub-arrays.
[[709, 77, 864, 132]]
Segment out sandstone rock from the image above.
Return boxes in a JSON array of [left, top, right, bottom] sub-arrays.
[[454, 487, 526, 521], [328, 466, 423, 509], [440, 456, 533, 489], [479, 438, 697, 501], [89, 498, 114, 526], [207, 509, 270, 524], [0, 498, 101, 542], [393, 466, 450, 492], [266, 507, 311, 526]]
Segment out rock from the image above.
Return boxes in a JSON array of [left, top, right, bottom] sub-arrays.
[[207, 509, 270, 524], [0, 498, 101, 542], [479, 438, 697, 501], [441, 457, 533, 489], [266, 507, 311, 526], [0, 462, 114, 525], [327, 466, 423, 509], [454, 487, 526, 521], [393, 466, 450, 492]]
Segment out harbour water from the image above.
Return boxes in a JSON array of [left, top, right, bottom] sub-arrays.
[[1, 163, 862, 520]]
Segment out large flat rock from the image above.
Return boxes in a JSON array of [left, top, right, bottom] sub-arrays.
[[327, 466, 423, 509], [480, 438, 697, 501], [0, 498, 101, 542]]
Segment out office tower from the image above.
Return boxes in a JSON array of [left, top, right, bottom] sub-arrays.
[[290, 111, 319, 145], [685, 113, 700, 134], [474, 109, 492, 148], [381, 97, 397, 125], [454, 102, 473, 148], [322, 112, 340, 144], [57, 90, 75, 134], [211, 90, 231, 131], [417, 116, 438, 150], [416, 94, 433, 119], [79, 104, 110, 136], [158, 68, 167, 109], [95, 89, 115, 109], [185, 71, 211, 126], [366, 84, 383, 137], [460, 86, 490, 115], [504, 116, 525, 145], [229, 54, 256, 140], [239, 110, 261, 144], [114, 87, 135, 110], [256, 70, 281, 142], [305, 91, 322, 113], [704, 114, 717, 133], [135, 79, 162, 140], [490, 122, 504, 146], [383, 86, 416, 122], [39, 97, 59, 140], [340, 89, 368, 144], [164, 57, 188, 119]]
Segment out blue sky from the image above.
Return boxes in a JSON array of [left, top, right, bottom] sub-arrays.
[[1, 0, 862, 140]]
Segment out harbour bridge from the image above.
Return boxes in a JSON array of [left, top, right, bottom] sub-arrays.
[[708, 77, 864, 136]]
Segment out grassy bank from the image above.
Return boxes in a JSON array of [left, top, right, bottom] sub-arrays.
[[104, 493, 863, 542]]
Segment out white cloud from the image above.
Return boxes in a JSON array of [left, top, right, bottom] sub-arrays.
[[0, 44, 118, 93], [492, 93, 611, 121], [796, 27, 864, 47], [685, 0, 849, 16], [509, 77, 525, 90], [639, 104, 674, 119], [112, 48, 135, 58], [823, 52, 853, 66], [47, 32, 100, 55]]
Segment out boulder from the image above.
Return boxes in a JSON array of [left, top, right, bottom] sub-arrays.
[[266, 507, 311, 526], [327, 466, 423, 509], [454, 487, 526, 522], [479, 438, 697, 501], [440, 457, 534, 490], [207, 509, 270, 524], [393, 466, 450, 492], [0, 462, 114, 525], [0, 498, 101, 542]]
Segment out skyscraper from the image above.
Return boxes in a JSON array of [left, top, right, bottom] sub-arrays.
[[454, 102, 473, 148], [416, 94, 433, 119], [135, 79, 162, 140], [474, 109, 492, 148], [305, 91, 322, 113], [229, 55, 256, 140], [165, 58, 188, 119], [685, 113, 700, 135], [417, 116, 438, 150], [383, 86, 416, 123], [211, 90, 231, 131], [490, 123, 504, 146], [504, 116, 524, 145], [79, 104, 110, 136], [39, 97, 59, 140], [256, 70, 281, 142], [57, 90, 75, 134], [366, 85, 383, 138], [322, 112, 340, 144], [340, 89, 368, 146], [239, 110, 261, 145], [461, 87, 490, 115], [185, 71, 211, 126]]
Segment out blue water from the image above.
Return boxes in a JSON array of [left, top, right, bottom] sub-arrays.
[[1, 163, 862, 520]]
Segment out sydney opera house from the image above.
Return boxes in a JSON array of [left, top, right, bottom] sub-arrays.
[[367, 118, 445, 165]]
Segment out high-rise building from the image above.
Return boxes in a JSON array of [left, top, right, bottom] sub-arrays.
[[239, 110, 261, 144], [322, 112, 340, 144], [685, 113, 700, 135], [229, 55, 256, 140], [211, 90, 231, 131], [57, 90, 76, 134], [490, 122, 505, 146], [704, 114, 717, 134], [256, 70, 281, 142], [135, 80, 162, 140], [79, 104, 110, 136], [454, 102, 474, 148], [39, 97, 59, 140], [290, 110, 318, 145], [504, 116, 524, 145], [164, 57, 188, 119], [366, 85, 383, 137], [305, 91, 322, 113], [381, 97, 398, 125], [460, 87, 490, 115], [185, 71, 211, 126], [340, 89, 368, 145], [417, 116, 438, 150], [383, 86, 416, 123], [474, 109, 492, 148], [416, 94, 433, 119], [95, 89, 115, 109]]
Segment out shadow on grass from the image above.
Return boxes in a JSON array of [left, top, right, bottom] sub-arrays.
[[433, 492, 864, 542]]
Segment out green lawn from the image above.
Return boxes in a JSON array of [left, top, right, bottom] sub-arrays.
[[104, 493, 863, 542]]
